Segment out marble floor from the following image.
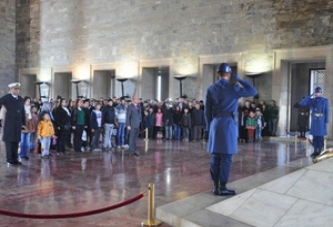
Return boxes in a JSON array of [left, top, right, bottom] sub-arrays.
[[0, 138, 308, 227], [205, 157, 333, 227]]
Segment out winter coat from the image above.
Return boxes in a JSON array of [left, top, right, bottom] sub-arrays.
[[204, 78, 257, 154], [0, 94, 26, 142]]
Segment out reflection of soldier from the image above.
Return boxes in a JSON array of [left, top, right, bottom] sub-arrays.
[[205, 63, 257, 196], [293, 98, 309, 138], [300, 87, 329, 158]]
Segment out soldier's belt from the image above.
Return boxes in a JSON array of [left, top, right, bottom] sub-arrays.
[[313, 113, 323, 117]]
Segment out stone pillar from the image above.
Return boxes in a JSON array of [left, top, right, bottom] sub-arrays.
[[0, 0, 16, 96]]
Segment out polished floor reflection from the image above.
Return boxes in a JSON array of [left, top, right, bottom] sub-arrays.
[[0, 139, 306, 227]]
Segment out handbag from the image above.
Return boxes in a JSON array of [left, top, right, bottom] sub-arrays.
[[82, 130, 87, 141]]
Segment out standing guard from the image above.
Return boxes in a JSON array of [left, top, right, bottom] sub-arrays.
[[300, 87, 329, 158]]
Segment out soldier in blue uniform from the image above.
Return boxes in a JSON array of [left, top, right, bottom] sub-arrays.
[[300, 87, 329, 158], [204, 63, 257, 196]]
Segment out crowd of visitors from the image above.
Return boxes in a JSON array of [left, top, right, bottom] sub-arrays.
[[0, 89, 281, 160]]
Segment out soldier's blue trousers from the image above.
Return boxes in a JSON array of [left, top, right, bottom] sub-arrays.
[[210, 153, 232, 184], [313, 136, 324, 149]]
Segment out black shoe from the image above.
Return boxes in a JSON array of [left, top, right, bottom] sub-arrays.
[[21, 156, 29, 161], [131, 153, 140, 157], [220, 188, 236, 196], [212, 181, 219, 195], [311, 148, 320, 158], [7, 161, 22, 166]]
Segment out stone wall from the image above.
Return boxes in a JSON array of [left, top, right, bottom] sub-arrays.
[[0, 0, 16, 96], [16, 0, 333, 100]]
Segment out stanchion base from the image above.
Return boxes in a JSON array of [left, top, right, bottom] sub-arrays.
[[141, 220, 162, 226]]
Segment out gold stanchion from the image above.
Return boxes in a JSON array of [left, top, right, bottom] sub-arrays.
[[142, 184, 161, 227]]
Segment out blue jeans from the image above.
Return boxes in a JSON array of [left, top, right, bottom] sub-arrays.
[[30, 132, 37, 150], [165, 126, 173, 139], [173, 124, 181, 139], [103, 123, 114, 149], [41, 137, 51, 156], [116, 123, 125, 146], [255, 127, 262, 140], [210, 153, 233, 184], [20, 133, 31, 158]]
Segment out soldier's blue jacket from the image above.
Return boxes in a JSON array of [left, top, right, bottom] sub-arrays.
[[204, 78, 257, 154], [300, 95, 329, 136]]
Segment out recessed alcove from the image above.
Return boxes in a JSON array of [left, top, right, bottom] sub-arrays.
[[92, 70, 116, 99]]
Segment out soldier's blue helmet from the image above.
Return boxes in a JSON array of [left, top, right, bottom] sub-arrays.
[[315, 87, 323, 93], [217, 63, 232, 73]]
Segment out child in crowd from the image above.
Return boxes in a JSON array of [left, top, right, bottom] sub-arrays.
[[181, 107, 191, 141], [155, 108, 164, 139], [246, 110, 257, 143], [191, 102, 204, 141], [37, 112, 55, 158], [90, 102, 103, 151], [255, 108, 265, 141]]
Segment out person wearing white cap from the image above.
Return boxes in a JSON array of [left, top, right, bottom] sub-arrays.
[[0, 82, 27, 166]]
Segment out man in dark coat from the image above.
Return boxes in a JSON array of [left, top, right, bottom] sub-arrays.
[[0, 83, 26, 165], [300, 87, 329, 158], [205, 63, 257, 196], [293, 97, 310, 138], [126, 96, 142, 157]]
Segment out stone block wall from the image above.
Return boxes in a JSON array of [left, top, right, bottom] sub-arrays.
[[15, 0, 333, 100], [0, 0, 16, 96]]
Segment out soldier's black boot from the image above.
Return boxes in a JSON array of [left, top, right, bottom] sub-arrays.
[[212, 181, 219, 195], [311, 148, 318, 158], [219, 183, 236, 196]]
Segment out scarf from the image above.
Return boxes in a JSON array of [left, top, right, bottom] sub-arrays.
[[24, 105, 32, 120], [62, 106, 71, 116]]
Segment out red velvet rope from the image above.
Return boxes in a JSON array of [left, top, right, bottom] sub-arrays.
[[0, 193, 145, 219]]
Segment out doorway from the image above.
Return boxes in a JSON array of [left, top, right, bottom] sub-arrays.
[[290, 62, 325, 131], [141, 66, 170, 101], [93, 70, 116, 99], [53, 72, 72, 100], [20, 74, 37, 98]]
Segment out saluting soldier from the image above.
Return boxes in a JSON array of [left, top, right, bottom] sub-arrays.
[[204, 63, 257, 196], [300, 87, 329, 158], [0, 83, 26, 166]]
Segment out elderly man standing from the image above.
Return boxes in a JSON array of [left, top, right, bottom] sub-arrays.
[[205, 63, 257, 196], [0, 83, 26, 166], [126, 96, 141, 157]]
